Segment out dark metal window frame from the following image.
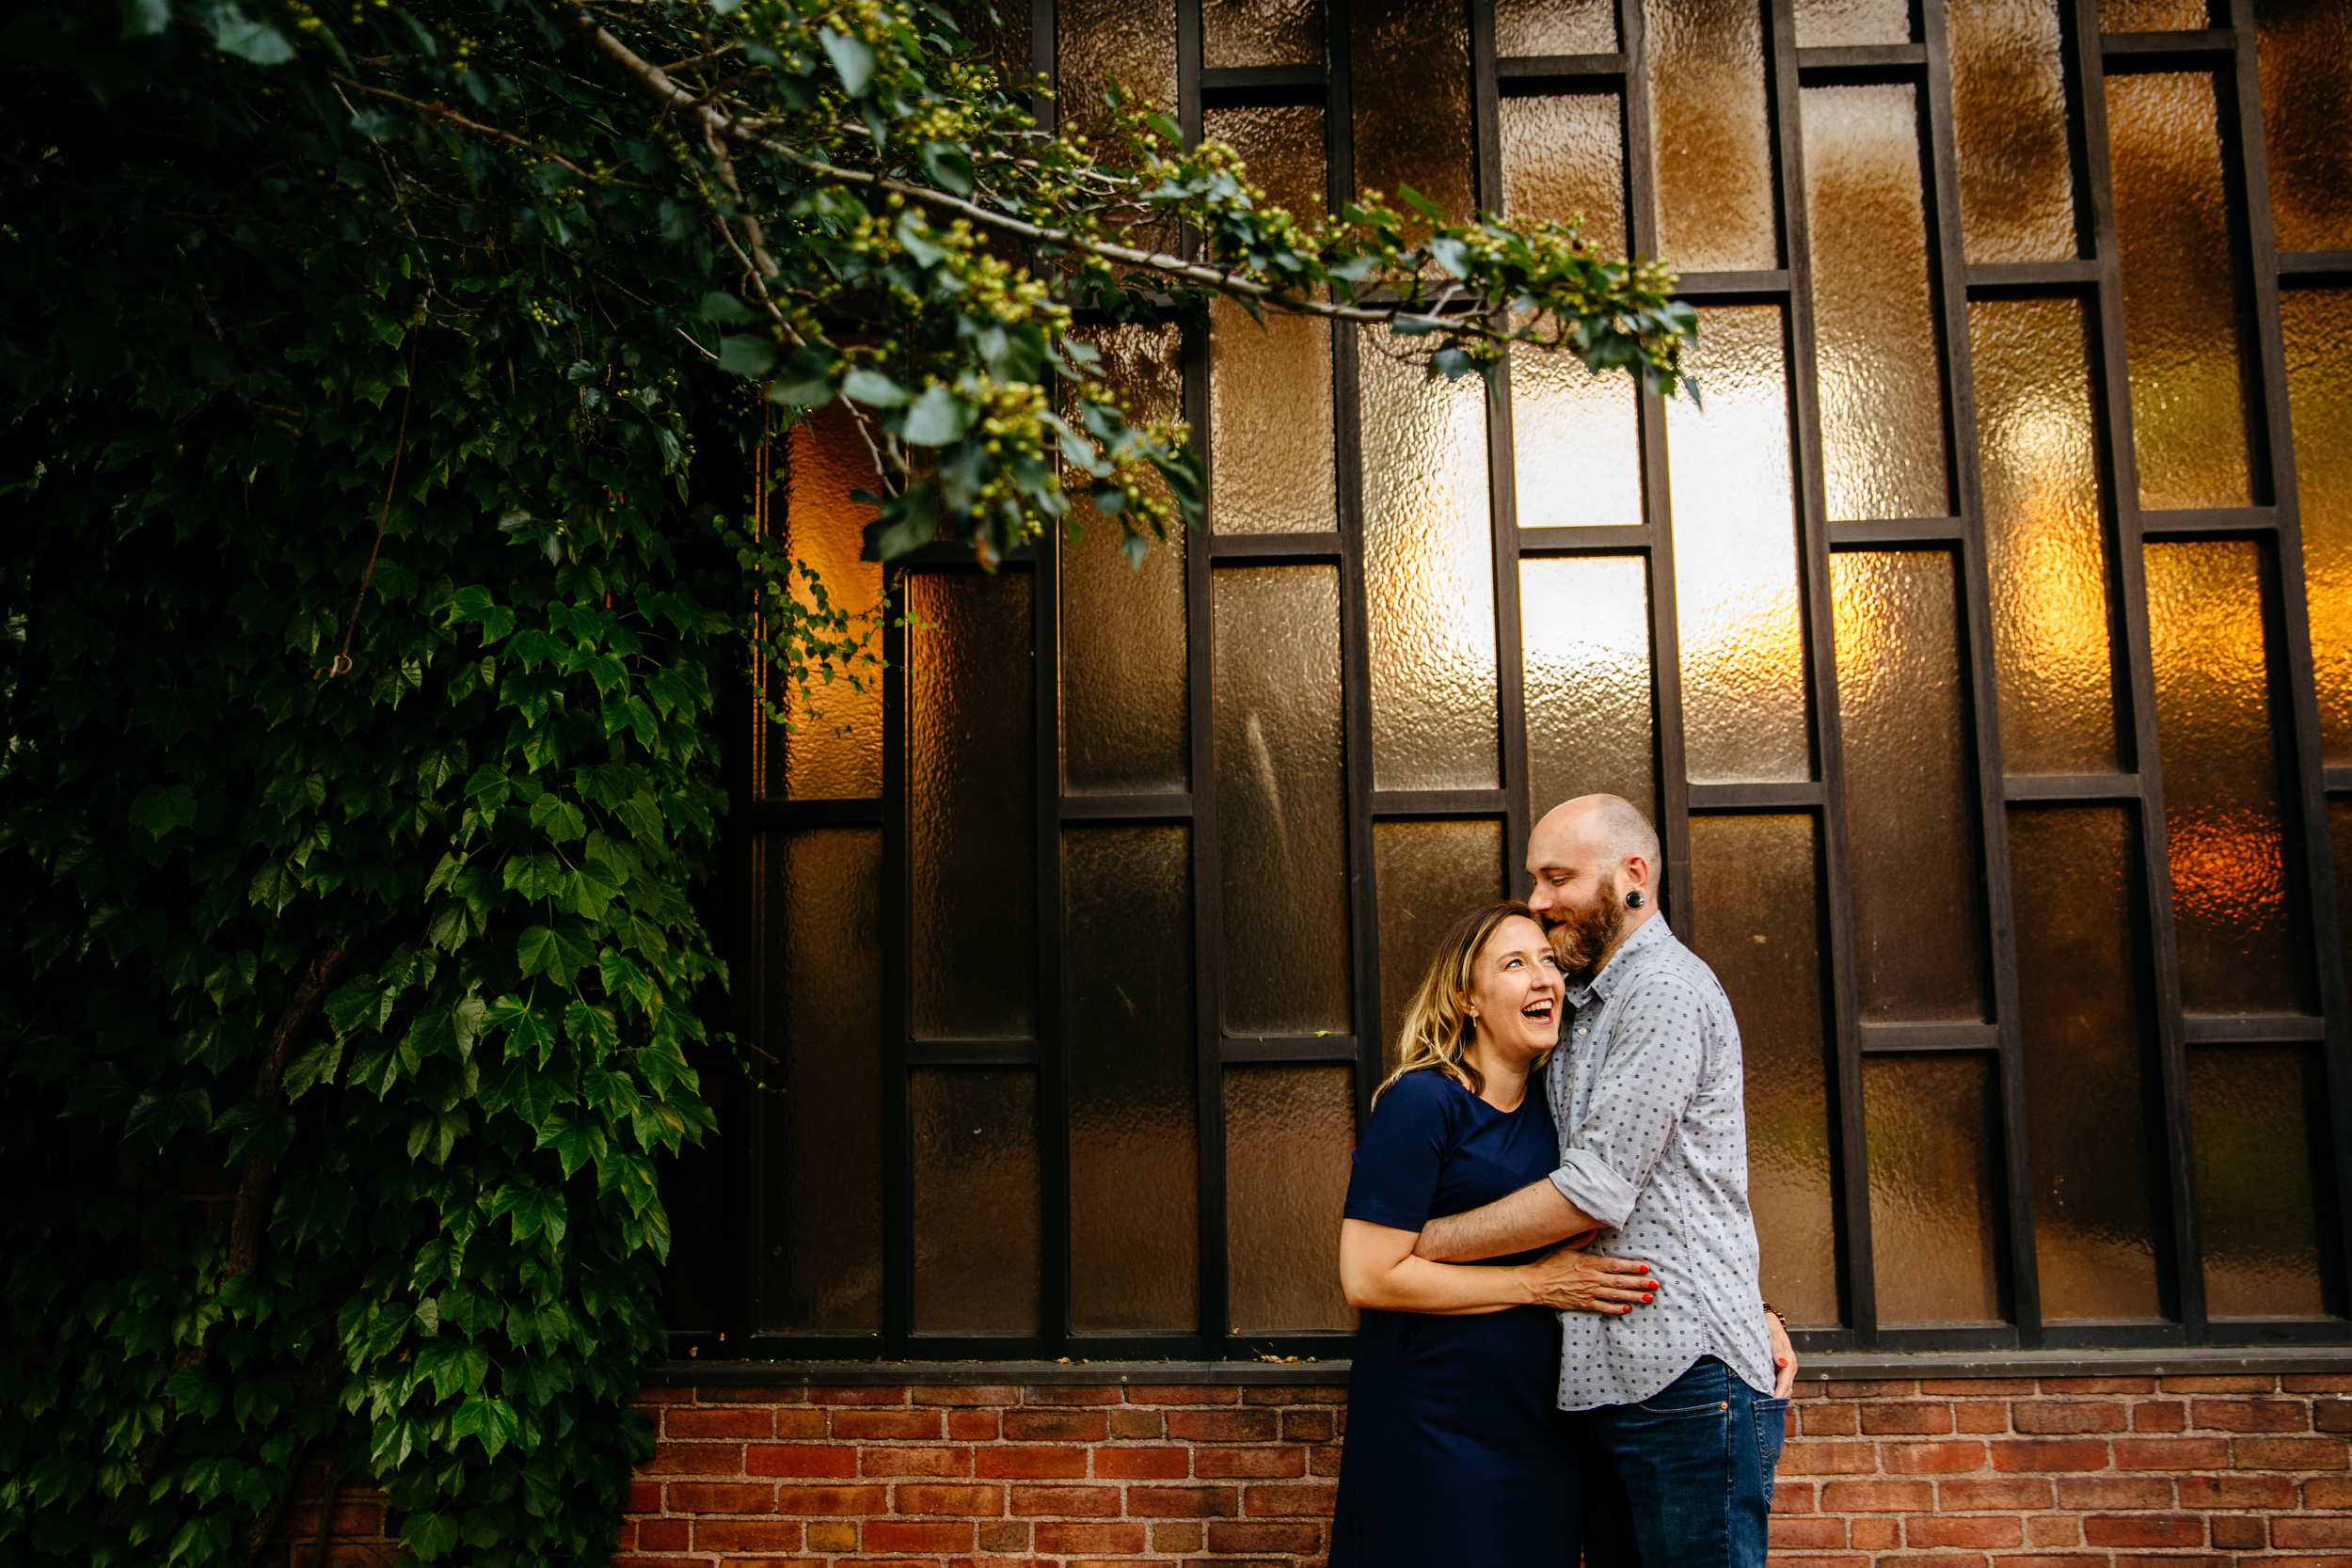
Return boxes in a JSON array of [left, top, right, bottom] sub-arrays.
[[686, 0, 2351, 1363]]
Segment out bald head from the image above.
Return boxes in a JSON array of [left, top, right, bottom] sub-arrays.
[[1536, 794, 1661, 871]]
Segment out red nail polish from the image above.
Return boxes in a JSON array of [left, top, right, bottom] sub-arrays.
[[1643, 1293, 1654, 1303]]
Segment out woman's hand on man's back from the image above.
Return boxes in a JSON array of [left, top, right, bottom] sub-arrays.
[[1518, 1245, 1656, 1314]]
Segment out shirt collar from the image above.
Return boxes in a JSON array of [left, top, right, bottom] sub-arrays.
[[1565, 912, 1673, 1008]]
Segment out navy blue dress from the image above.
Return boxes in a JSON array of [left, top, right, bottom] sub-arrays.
[[1328, 1068, 1582, 1567]]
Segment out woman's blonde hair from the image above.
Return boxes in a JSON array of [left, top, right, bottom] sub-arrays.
[[1372, 900, 1550, 1107]]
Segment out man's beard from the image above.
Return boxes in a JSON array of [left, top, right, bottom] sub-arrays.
[[1547, 875, 1629, 981]]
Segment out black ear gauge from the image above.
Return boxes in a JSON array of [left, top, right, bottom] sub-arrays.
[[1626, 890, 1645, 910]]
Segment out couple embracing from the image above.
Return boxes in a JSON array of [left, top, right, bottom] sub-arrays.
[[1328, 794, 1799, 1568]]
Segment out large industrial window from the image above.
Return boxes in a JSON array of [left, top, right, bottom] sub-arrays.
[[664, 0, 2352, 1361]]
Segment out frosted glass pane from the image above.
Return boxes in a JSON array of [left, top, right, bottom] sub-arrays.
[[1690, 815, 1839, 1326], [908, 572, 1035, 1037], [1066, 827, 1199, 1332], [1351, 0, 1473, 240], [1210, 303, 1334, 534], [912, 1068, 1041, 1334], [1215, 567, 1352, 1034], [2189, 1046, 2333, 1319], [1973, 296, 2121, 774], [1645, 0, 1777, 271], [1063, 324, 1188, 794], [1058, 0, 1175, 137], [1226, 1065, 1356, 1332], [1520, 557, 1655, 824], [1496, 0, 1616, 54], [1670, 306, 1810, 783], [1361, 337, 1499, 791], [2108, 72, 2255, 511], [1500, 91, 1628, 253], [1795, 0, 1912, 46], [1374, 820, 1505, 1079], [771, 401, 884, 800], [1867, 1053, 2006, 1324], [2101, 0, 2207, 27], [761, 829, 885, 1334], [1802, 84, 1949, 521], [1206, 102, 1328, 223], [2145, 540, 2302, 1015], [1833, 552, 1987, 1022], [2256, 0, 2352, 252], [1203, 0, 1323, 69], [2282, 288, 2352, 765], [1951, 0, 2079, 264], [1501, 90, 1640, 531], [2010, 807, 2164, 1322]]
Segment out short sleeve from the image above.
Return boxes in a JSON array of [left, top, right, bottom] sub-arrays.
[[1343, 1069, 1457, 1232]]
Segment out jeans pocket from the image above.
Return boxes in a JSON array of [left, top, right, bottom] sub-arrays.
[[1752, 1396, 1791, 1483]]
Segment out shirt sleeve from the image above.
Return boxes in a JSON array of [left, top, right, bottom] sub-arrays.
[[1343, 1070, 1454, 1232], [1548, 974, 1708, 1227]]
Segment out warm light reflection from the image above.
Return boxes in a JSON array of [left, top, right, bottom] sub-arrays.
[[2282, 288, 2352, 765], [1645, 0, 1778, 271], [2143, 540, 2300, 1013], [1803, 83, 1948, 521], [1520, 557, 1655, 820], [2109, 72, 2255, 511], [1360, 342, 1500, 791], [1210, 300, 1335, 534], [1973, 297, 2120, 774], [1669, 305, 1811, 784], [775, 402, 884, 800]]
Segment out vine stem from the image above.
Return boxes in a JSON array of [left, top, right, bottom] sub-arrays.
[[321, 336, 421, 681]]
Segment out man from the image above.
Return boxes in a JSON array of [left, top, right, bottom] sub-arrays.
[[1415, 794, 1795, 1568]]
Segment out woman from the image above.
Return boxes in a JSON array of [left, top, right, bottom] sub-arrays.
[[1328, 901, 1655, 1568]]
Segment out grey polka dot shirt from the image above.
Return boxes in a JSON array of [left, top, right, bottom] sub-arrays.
[[1545, 914, 1776, 1410]]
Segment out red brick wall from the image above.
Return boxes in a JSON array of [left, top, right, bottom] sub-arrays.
[[267, 1372, 2352, 1566]]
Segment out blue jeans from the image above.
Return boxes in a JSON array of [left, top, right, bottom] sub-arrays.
[[1566, 1356, 1788, 1568]]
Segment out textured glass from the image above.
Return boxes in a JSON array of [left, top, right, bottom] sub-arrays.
[[1203, 0, 1324, 69], [760, 830, 885, 1334], [2101, 0, 2210, 28], [1645, 0, 1778, 271], [1206, 103, 1328, 223], [1216, 567, 1352, 1034], [1501, 92, 1627, 251], [1867, 1053, 2006, 1324], [1210, 304, 1334, 535], [1833, 552, 1988, 1022], [1374, 820, 1505, 1078], [1803, 85, 1950, 521], [1066, 827, 1199, 1333], [1671, 306, 1810, 783], [2011, 808, 2164, 1321], [1973, 297, 2120, 774], [1361, 336, 1499, 791], [912, 1068, 1041, 1334], [1520, 557, 1655, 824], [1063, 324, 1189, 794], [2145, 541, 2301, 1014], [1351, 0, 1473, 240], [1795, 0, 1913, 46], [1226, 1065, 1356, 1332], [908, 572, 1036, 1037], [2108, 73, 2255, 512], [1057, 0, 1175, 138], [947, 0, 1026, 85], [2283, 289, 2352, 764], [2189, 1046, 2331, 1319], [1951, 0, 2079, 263], [772, 402, 884, 800], [1689, 816, 1838, 1325], [1496, 0, 1616, 55], [2257, 0, 2352, 251], [1501, 91, 1641, 531]]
